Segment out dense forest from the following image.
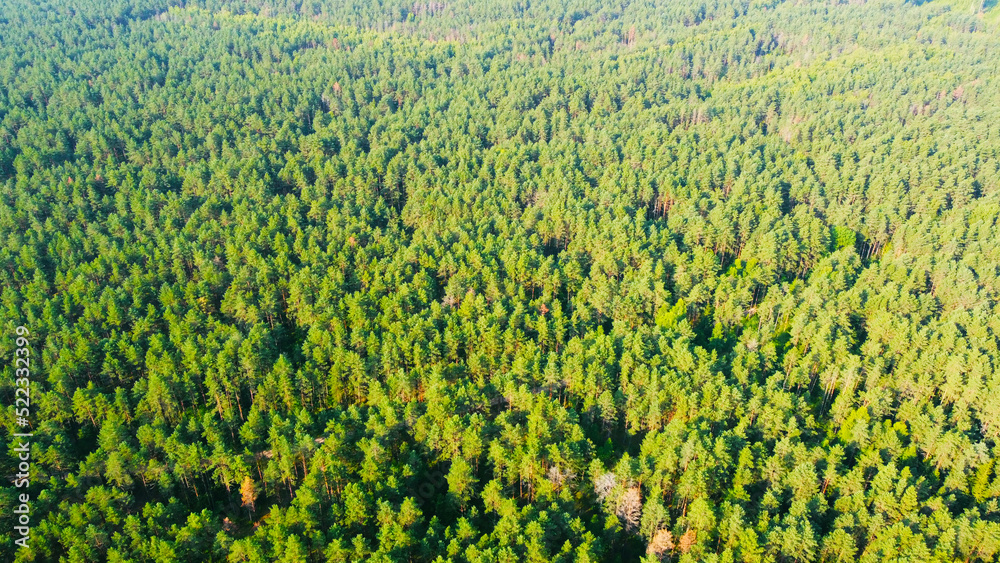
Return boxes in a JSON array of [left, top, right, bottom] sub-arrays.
[[2, 0, 1000, 561]]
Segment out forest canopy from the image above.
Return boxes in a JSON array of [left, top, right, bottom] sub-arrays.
[[2, 0, 1000, 561]]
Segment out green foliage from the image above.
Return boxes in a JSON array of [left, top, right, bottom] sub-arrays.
[[655, 299, 687, 329], [830, 226, 859, 252], [2, 0, 1000, 561]]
